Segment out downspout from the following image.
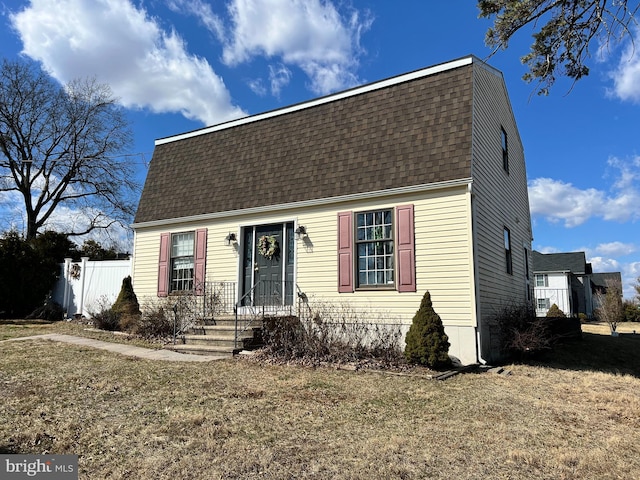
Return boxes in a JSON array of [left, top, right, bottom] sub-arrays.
[[476, 329, 488, 365], [468, 181, 487, 365]]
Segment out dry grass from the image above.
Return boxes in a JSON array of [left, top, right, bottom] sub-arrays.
[[0, 321, 639, 479], [582, 321, 640, 335], [0, 319, 164, 349]]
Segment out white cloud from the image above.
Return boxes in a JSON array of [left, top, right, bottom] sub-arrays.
[[167, 0, 226, 40], [10, 0, 246, 125], [591, 241, 637, 257], [269, 63, 292, 96], [589, 256, 621, 272], [608, 28, 640, 103], [528, 156, 640, 227], [247, 78, 267, 96], [220, 0, 373, 95]]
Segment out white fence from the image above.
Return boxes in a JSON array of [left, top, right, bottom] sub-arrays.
[[52, 257, 132, 318]]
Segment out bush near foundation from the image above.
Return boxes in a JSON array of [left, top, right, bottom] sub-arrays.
[[495, 304, 552, 358], [260, 301, 403, 365], [404, 291, 451, 369]]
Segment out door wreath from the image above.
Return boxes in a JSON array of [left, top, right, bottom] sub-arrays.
[[257, 235, 278, 259]]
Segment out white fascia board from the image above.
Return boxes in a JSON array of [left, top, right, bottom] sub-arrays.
[[132, 178, 473, 230], [155, 56, 475, 146]]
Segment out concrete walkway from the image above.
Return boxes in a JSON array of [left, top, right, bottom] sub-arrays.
[[1, 334, 229, 362]]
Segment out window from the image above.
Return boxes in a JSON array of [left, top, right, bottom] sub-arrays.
[[535, 274, 549, 287], [170, 232, 194, 292], [537, 298, 550, 310], [338, 206, 415, 293], [356, 209, 394, 287], [501, 127, 509, 173], [524, 248, 531, 301], [504, 227, 512, 275]]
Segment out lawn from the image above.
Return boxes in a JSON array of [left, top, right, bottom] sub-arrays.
[[0, 321, 639, 479]]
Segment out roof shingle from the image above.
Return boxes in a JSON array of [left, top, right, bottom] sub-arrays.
[[134, 62, 474, 224]]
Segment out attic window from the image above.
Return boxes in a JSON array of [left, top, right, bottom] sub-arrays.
[[501, 127, 509, 173]]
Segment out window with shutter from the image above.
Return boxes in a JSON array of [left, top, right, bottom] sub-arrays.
[[158, 229, 208, 296], [337, 205, 415, 292]]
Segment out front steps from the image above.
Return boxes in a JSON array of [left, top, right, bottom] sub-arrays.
[[164, 315, 262, 357]]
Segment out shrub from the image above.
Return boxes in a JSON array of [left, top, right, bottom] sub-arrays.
[[112, 276, 141, 316], [90, 298, 121, 331], [578, 312, 588, 323], [135, 298, 175, 339], [622, 301, 640, 322], [112, 276, 141, 332], [404, 291, 451, 369], [262, 315, 306, 358], [546, 304, 566, 318], [260, 300, 403, 365], [26, 295, 64, 321], [0, 231, 60, 318], [494, 303, 552, 358]]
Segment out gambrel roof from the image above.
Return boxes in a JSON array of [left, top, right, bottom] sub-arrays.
[[134, 56, 490, 226]]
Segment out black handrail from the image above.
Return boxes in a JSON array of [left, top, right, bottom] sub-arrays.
[[234, 280, 299, 349]]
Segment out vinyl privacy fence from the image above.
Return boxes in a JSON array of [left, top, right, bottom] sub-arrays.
[[52, 258, 132, 318]]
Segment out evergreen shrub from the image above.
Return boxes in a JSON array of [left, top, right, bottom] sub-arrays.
[[546, 304, 566, 317], [404, 291, 451, 369]]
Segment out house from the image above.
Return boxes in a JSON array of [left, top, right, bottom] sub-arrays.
[[531, 250, 622, 317], [591, 272, 623, 313], [532, 251, 593, 317], [131, 56, 533, 365]]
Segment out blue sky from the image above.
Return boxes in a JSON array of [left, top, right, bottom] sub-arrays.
[[1, 1, 639, 298]]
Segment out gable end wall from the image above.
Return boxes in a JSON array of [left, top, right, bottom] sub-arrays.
[[471, 64, 533, 362]]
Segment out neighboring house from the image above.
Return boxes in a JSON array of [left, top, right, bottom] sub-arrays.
[[591, 272, 623, 312], [131, 56, 533, 365], [532, 250, 622, 317]]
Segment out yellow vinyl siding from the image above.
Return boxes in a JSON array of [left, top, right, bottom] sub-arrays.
[[294, 187, 475, 327], [133, 185, 476, 328], [132, 221, 242, 301]]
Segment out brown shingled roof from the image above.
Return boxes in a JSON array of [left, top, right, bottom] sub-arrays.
[[134, 61, 475, 224]]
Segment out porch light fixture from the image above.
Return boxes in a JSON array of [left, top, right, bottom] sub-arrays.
[[295, 225, 307, 240], [224, 232, 237, 246]]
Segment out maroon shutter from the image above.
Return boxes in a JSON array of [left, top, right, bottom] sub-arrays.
[[194, 228, 207, 295], [337, 211, 354, 293], [158, 233, 170, 297], [396, 204, 416, 292]]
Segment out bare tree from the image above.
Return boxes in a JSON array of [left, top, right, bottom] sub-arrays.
[[0, 58, 137, 240], [479, 0, 640, 95], [594, 279, 624, 334]]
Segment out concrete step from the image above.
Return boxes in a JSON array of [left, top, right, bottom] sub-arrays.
[[164, 343, 236, 357], [181, 333, 251, 347], [188, 325, 260, 335], [202, 316, 260, 328]]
